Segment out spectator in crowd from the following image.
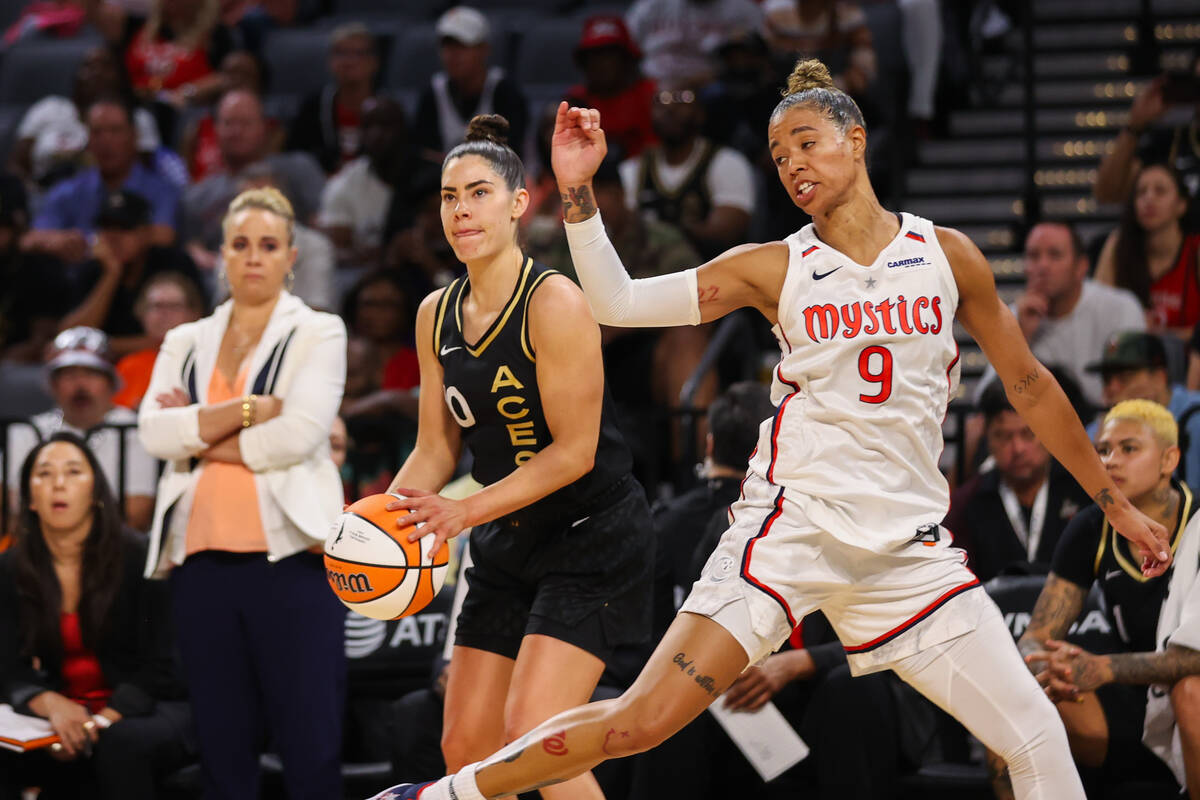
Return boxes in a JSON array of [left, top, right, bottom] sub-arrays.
[[1095, 48, 1200, 232], [3, 1, 90, 44], [181, 89, 325, 266], [7, 45, 164, 190], [339, 270, 420, 418], [895, 0, 943, 136], [761, 0, 877, 105], [1087, 331, 1200, 489], [111, 0, 236, 112], [564, 15, 657, 161], [0, 432, 194, 799], [112, 271, 206, 409], [381, 180, 460, 295], [620, 78, 756, 260], [1095, 164, 1200, 339], [58, 190, 204, 358], [23, 97, 180, 264], [4, 327, 158, 532], [945, 377, 1091, 583], [287, 22, 380, 174], [413, 6, 529, 157], [138, 187, 347, 800], [318, 96, 424, 278], [978, 220, 1145, 409], [1012, 400, 1200, 799], [0, 173, 69, 378], [625, 0, 764, 84], [650, 381, 772, 635], [180, 49, 281, 181], [210, 165, 336, 310]]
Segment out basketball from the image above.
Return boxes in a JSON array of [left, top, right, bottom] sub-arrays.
[[324, 493, 450, 620]]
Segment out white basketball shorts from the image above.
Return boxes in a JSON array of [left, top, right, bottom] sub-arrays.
[[679, 469, 994, 674]]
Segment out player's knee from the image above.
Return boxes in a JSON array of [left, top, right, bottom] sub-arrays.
[[1172, 675, 1200, 732], [995, 690, 1070, 767], [441, 725, 492, 772], [604, 692, 690, 755]]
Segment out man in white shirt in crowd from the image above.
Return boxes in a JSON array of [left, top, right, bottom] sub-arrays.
[[4, 327, 158, 531], [619, 79, 756, 260], [979, 220, 1146, 409], [626, 0, 763, 84]]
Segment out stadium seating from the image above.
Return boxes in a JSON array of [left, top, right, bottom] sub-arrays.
[[0, 36, 101, 105]]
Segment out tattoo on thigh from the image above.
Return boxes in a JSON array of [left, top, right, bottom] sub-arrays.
[[542, 730, 569, 756], [673, 651, 720, 696]]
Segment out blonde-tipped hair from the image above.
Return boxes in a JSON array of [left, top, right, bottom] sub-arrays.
[[222, 187, 295, 246], [144, 0, 219, 51], [771, 57, 866, 135], [1103, 399, 1178, 447]]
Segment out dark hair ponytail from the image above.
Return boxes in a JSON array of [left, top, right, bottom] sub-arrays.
[[443, 114, 526, 191]]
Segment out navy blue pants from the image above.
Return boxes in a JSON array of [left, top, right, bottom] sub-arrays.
[[171, 551, 346, 800]]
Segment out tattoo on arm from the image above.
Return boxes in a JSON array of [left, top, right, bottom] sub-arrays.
[[1109, 645, 1200, 685], [560, 185, 597, 223], [1020, 574, 1087, 657], [1094, 488, 1115, 508], [1012, 366, 1040, 395], [698, 285, 720, 305]]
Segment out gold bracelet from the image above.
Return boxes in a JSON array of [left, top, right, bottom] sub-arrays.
[[241, 395, 255, 428]]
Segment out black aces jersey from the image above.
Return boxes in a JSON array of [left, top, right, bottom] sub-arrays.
[[433, 257, 633, 522], [1053, 480, 1196, 653]]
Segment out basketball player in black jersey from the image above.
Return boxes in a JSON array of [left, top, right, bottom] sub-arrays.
[[1011, 399, 1200, 798], [381, 114, 652, 800]]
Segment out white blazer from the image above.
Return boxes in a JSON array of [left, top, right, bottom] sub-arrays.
[[138, 292, 347, 578]]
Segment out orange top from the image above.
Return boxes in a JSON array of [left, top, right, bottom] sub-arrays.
[[185, 365, 268, 556], [112, 348, 159, 409]]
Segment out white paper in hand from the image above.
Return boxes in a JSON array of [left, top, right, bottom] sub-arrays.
[[708, 699, 809, 782]]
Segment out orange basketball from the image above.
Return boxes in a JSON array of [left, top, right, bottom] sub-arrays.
[[324, 493, 450, 620]]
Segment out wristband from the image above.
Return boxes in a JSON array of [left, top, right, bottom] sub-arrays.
[[241, 395, 256, 428]]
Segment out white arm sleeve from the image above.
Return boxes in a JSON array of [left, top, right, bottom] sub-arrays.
[[564, 212, 701, 327]]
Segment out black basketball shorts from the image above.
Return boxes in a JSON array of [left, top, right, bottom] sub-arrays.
[[454, 476, 654, 662]]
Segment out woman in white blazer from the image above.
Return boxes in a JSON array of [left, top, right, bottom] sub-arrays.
[[137, 188, 348, 800]]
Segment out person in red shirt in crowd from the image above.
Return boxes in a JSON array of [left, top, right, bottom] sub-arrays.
[[339, 270, 420, 420], [117, 0, 236, 108], [112, 271, 206, 410], [565, 16, 657, 162]]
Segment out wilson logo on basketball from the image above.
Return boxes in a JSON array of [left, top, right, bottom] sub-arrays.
[[327, 568, 375, 594]]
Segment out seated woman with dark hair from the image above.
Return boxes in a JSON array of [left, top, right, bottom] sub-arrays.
[[0, 432, 193, 800]]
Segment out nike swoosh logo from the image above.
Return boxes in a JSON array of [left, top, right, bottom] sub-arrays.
[[812, 267, 842, 280], [1104, 569, 1124, 581], [440, 345, 463, 356]]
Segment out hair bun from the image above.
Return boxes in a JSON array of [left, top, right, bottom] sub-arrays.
[[784, 58, 836, 96], [464, 114, 510, 146]]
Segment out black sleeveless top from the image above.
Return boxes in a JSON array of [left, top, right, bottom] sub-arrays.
[[635, 139, 716, 256], [1052, 479, 1196, 653], [433, 257, 632, 523]]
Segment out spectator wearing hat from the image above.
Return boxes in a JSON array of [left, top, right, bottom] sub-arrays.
[[58, 190, 204, 360], [1086, 331, 1200, 488], [977, 221, 1146, 409], [564, 15, 657, 161], [22, 96, 180, 265], [413, 5, 529, 156], [287, 22, 381, 175], [4, 327, 159, 532]]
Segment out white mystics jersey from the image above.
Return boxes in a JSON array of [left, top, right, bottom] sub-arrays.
[[747, 212, 961, 552]]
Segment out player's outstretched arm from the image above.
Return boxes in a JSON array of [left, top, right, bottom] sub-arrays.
[[940, 226, 1171, 576], [552, 102, 787, 327]]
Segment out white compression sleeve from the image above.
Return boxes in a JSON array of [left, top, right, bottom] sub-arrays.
[[564, 212, 701, 327]]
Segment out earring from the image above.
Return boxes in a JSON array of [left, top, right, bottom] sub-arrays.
[[286, 270, 295, 292]]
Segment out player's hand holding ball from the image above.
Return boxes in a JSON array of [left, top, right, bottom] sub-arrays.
[[324, 493, 449, 620], [386, 488, 471, 559]]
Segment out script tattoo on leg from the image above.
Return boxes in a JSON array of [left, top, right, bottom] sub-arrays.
[[673, 651, 720, 696], [1012, 366, 1040, 395]]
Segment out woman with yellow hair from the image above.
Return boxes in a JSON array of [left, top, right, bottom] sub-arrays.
[[139, 187, 348, 799], [1019, 399, 1200, 799]]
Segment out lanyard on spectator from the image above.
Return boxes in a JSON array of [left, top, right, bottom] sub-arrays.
[[998, 478, 1049, 560]]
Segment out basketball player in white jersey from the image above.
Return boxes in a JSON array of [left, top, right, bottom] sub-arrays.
[[372, 58, 1173, 800]]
